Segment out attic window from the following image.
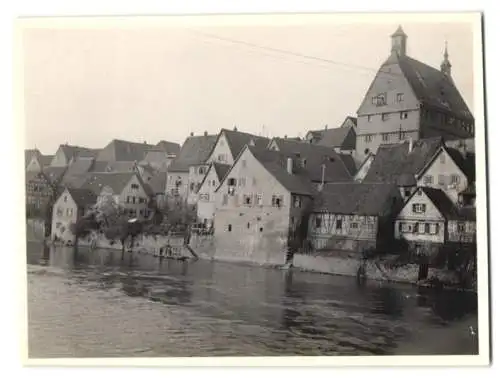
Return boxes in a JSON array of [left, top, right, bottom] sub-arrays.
[[397, 93, 404, 102], [228, 178, 236, 186], [372, 93, 387, 106]]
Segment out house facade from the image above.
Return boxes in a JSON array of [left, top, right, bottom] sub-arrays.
[[394, 187, 458, 255], [51, 187, 96, 243], [355, 26, 474, 162], [25, 167, 67, 218], [308, 183, 402, 252], [196, 163, 230, 227], [213, 146, 314, 265], [82, 172, 153, 220], [50, 144, 98, 167]]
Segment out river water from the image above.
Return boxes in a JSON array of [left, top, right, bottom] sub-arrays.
[[26, 242, 479, 358]]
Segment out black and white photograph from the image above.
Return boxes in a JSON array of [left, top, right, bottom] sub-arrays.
[[16, 12, 489, 366]]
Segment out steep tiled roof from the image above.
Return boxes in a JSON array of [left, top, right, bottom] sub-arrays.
[[249, 147, 316, 196], [363, 137, 443, 183], [445, 148, 475, 182], [337, 154, 358, 176], [104, 161, 137, 172], [25, 149, 41, 168], [343, 116, 358, 127], [270, 138, 353, 182], [88, 161, 110, 173], [419, 187, 458, 218], [81, 172, 137, 195], [450, 206, 476, 221], [168, 134, 218, 172], [66, 187, 97, 208], [212, 163, 231, 182], [42, 166, 68, 184], [61, 158, 95, 188], [155, 140, 181, 155], [221, 129, 270, 158], [146, 171, 167, 194], [39, 155, 54, 167], [59, 144, 99, 160], [396, 55, 473, 121], [96, 139, 155, 162], [316, 127, 354, 149], [313, 182, 401, 215]]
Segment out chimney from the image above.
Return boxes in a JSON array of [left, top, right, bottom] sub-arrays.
[[286, 157, 293, 174], [204, 131, 208, 136], [408, 138, 414, 153], [190, 132, 194, 137], [324, 124, 328, 130], [284, 134, 288, 139], [233, 126, 238, 131]]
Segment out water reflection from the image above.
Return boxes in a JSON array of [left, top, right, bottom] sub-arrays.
[[26, 242, 478, 357]]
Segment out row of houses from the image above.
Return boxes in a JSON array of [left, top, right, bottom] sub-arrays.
[[24, 26, 477, 265]]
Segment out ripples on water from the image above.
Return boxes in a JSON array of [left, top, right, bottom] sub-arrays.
[[26, 242, 479, 358]]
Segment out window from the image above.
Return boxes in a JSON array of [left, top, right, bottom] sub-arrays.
[[238, 177, 247, 187], [397, 93, 404, 102], [423, 175, 433, 185], [56, 207, 63, 216], [450, 175, 460, 185], [256, 194, 263, 206], [315, 217, 322, 228], [367, 115, 372, 122], [132, 196, 136, 204], [198, 167, 205, 175], [398, 222, 403, 232], [350, 222, 359, 229], [365, 135, 373, 143], [336, 219, 342, 230], [199, 193, 209, 202], [293, 195, 302, 208], [418, 223, 426, 234], [457, 222, 466, 233], [212, 180, 217, 187], [373, 93, 387, 106], [131, 183, 139, 189], [259, 227, 263, 232], [126, 196, 130, 203], [228, 178, 236, 186], [227, 224, 232, 232], [430, 223, 437, 234], [189, 182, 195, 192], [412, 203, 426, 213], [247, 222, 250, 229], [382, 133, 390, 142], [243, 195, 252, 206], [440, 153, 446, 164], [424, 223, 430, 234], [63, 196, 67, 202], [438, 174, 445, 185], [382, 113, 389, 121], [400, 112, 408, 120], [272, 195, 283, 208], [139, 197, 145, 204], [404, 189, 412, 197], [217, 154, 226, 162]]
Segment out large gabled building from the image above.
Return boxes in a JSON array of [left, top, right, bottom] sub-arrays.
[[355, 26, 474, 161]]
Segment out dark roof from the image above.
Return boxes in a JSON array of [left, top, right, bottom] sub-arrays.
[[386, 54, 473, 121], [66, 187, 97, 208], [25, 149, 41, 168], [212, 163, 231, 182], [155, 140, 181, 155], [96, 139, 155, 162], [363, 137, 443, 183], [249, 147, 316, 196], [88, 161, 110, 173], [168, 134, 218, 172], [460, 182, 475, 196], [42, 166, 67, 183], [337, 154, 358, 176], [445, 148, 475, 182], [221, 128, 270, 158], [313, 182, 400, 215], [61, 158, 95, 188], [316, 127, 353, 148], [450, 206, 476, 221], [81, 172, 137, 195], [420, 187, 458, 218], [104, 161, 137, 172], [147, 172, 167, 194], [271, 138, 353, 183], [39, 155, 54, 167], [59, 144, 99, 160]]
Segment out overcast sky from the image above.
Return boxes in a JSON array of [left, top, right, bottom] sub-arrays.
[[21, 15, 475, 155]]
